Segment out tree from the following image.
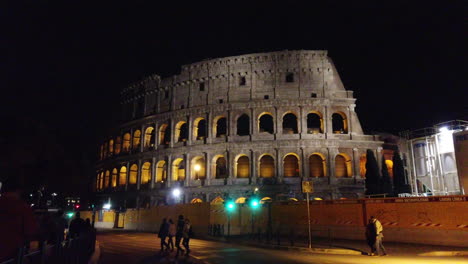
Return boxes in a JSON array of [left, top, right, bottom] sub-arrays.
[[393, 152, 411, 195], [365, 149, 381, 195], [381, 157, 394, 196]]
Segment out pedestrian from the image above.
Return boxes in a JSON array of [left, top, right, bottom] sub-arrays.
[[158, 218, 169, 252], [182, 218, 192, 256], [370, 216, 387, 256], [365, 218, 376, 256], [53, 210, 68, 245], [175, 215, 185, 257], [69, 211, 86, 239], [167, 219, 176, 251], [0, 176, 39, 262]]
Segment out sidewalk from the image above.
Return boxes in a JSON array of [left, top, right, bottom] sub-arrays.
[[202, 235, 468, 257]]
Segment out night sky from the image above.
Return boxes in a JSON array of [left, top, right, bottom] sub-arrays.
[[1, 2, 466, 196]]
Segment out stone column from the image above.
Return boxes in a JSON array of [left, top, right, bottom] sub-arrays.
[[206, 112, 213, 144], [328, 148, 338, 185], [205, 152, 211, 186], [377, 147, 383, 172], [300, 106, 306, 138], [184, 153, 191, 187], [137, 159, 142, 190], [154, 122, 159, 150], [352, 148, 360, 180], [301, 147, 307, 179], [125, 161, 130, 191], [140, 124, 145, 152], [251, 108, 256, 139], [227, 150, 234, 185], [170, 120, 175, 148], [151, 157, 156, 189], [187, 115, 193, 145], [325, 105, 332, 137], [275, 107, 281, 137], [167, 155, 173, 187], [250, 150, 257, 184], [276, 148, 283, 183]]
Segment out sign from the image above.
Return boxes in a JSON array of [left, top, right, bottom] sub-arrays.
[[302, 181, 314, 193]]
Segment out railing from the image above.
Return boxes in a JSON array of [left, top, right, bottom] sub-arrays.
[[0, 231, 96, 264]]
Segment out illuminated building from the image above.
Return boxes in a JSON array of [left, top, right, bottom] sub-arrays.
[[95, 50, 384, 209]]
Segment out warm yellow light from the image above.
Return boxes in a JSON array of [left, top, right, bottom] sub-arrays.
[[194, 164, 201, 172]]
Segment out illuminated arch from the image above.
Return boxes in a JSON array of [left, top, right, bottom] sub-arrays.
[[211, 196, 225, 204], [335, 153, 352, 178], [111, 168, 118, 187], [159, 123, 170, 145], [235, 155, 250, 178], [213, 116, 227, 138], [193, 117, 207, 140], [175, 121, 188, 142], [144, 127, 155, 148], [141, 162, 151, 184], [258, 112, 274, 134], [108, 139, 114, 155], [283, 153, 300, 177], [172, 158, 185, 181], [385, 160, 394, 177], [259, 154, 275, 178], [260, 197, 272, 204], [360, 154, 367, 178], [332, 112, 348, 134], [282, 112, 298, 134], [236, 114, 250, 136], [307, 111, 324, 134], [104, 170, 110, 188], [235, 197, 246, 204], [129, 164, 138, 184], [119, 166, 127, 186], [212, 155, 227, 179], [155, 160, 167, 182], [115, 136, 122, 154], [98, 172, 104, 190], [133, 130, 141, 149], [191, 156, 206, 179], [309, 153, 327, 177], [190, 198, 203, 203], [123, 133, 131, 152]]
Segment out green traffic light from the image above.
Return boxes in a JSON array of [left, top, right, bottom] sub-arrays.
[[226, 201, 236, 212], [66, 212, 74, 218], [250, 198, 260, 208]]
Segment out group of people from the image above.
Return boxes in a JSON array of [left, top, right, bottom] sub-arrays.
[[158, 215, 193, 257], [365, 216, 387, 256]]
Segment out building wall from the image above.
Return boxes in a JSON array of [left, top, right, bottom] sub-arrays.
[[454, 130, 468, 195]]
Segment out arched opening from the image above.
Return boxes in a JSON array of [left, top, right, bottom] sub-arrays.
[[385, 160, 394, 178], [156, 161, 167, 182], [332, 112, 348, 134], [144, 127, 155, 148], [335, 154, 352, 178], [237, 114, 250, 136], [172, 158, 185, 181], [175, 121, 188, 142], [193, 118, 207, 140], [235, 197, 246, 204], [123, 133, 131, 152], [109, 140, 114, 156], [259, 155, 275, 178], [119, 166, 127, 186], [307, 112, 323, 134], [282, 113, 298, 134], [259, 113, 274, 134], [211, 196, 224, 204], [236, 155, 250, 178], [214, 156, 227, 179], [104, 170, 110, 188], [159, 123, 171, 145], [98, 172, 104, 190], [191, 198, 203, 203], [360, 154, 367, 178], [141, 162, 151, 184], [283, 154, 299, 177], [115, 136, 122, 154], [133, 130, 141, 149], [309, 153, 326, 177], [111, 168, 118, 187], [103, 143, 108, 158], [260, 197, 272, 204], [129, 164, 138, 184], [214, 116, 227, 138], [191, 156, 206, 179]]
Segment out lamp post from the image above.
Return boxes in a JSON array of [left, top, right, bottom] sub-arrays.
[[172, 188, 182, 203]]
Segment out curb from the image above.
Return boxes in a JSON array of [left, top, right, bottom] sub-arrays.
[[418, 251, 468, 257]]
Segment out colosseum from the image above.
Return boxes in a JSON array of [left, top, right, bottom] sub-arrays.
[[95, 50, 384, 209]]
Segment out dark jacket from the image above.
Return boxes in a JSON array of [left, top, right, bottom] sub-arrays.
[[176, 219, 185, 237], [158, 221, 169, 237]]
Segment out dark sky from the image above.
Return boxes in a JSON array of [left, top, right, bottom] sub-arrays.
[[1, 2, 466, 195]]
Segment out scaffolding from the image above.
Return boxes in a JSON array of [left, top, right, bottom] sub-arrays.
[[401, 120, 468, 196]]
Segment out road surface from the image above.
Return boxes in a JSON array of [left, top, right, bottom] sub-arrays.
[[97, 231, 467, 264]]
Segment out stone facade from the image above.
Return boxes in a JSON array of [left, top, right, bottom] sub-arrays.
[[95, 50, 383, 209]]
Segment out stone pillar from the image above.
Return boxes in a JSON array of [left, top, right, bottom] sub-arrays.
[[300, 106, 306, 138], [301, 147, 307, 179], [325, 105, 332, 137], [352, 148, 360, 179], [377, 147, 383, 172], [170, 120, 175, 148], [167, 155, 173, 187], [137, 159, 142, 190], [205, 152, 211, 186], [140, 124, 145, 152], [151, 157, 156, 189], [276, 148, 283, 183], [184, 153, 191, 187], [275, 107, 281, 137], [187, 115, 193, 145], [227, 150, 234, 184], [250, 150, 257, 183], [154, 122, 159, 150], [328, 148, 338, 185], [125, 161, 130, 191], [206, 112, 213, 144]]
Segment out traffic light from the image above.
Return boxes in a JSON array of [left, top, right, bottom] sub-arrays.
[[224, 199, 236, 212], [248, 196, 260, 209], [75, 204, 81, 210], [66, 212, 74, 219]]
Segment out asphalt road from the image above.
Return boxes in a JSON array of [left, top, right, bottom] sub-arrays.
[[97, 231, 468, 264]]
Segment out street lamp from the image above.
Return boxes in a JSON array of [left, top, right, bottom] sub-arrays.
[[172, 188, 181, 198], [194, 164, 201, 180]]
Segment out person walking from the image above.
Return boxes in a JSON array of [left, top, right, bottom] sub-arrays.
[[158, 218, 169, 253], [365, 218, 376, 256], [69, 212, 86, 239], [370, 216, 387, 256], [175, 215, 185, 257], [167, 219, 176, 251], [182, 218, 192, 256]]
